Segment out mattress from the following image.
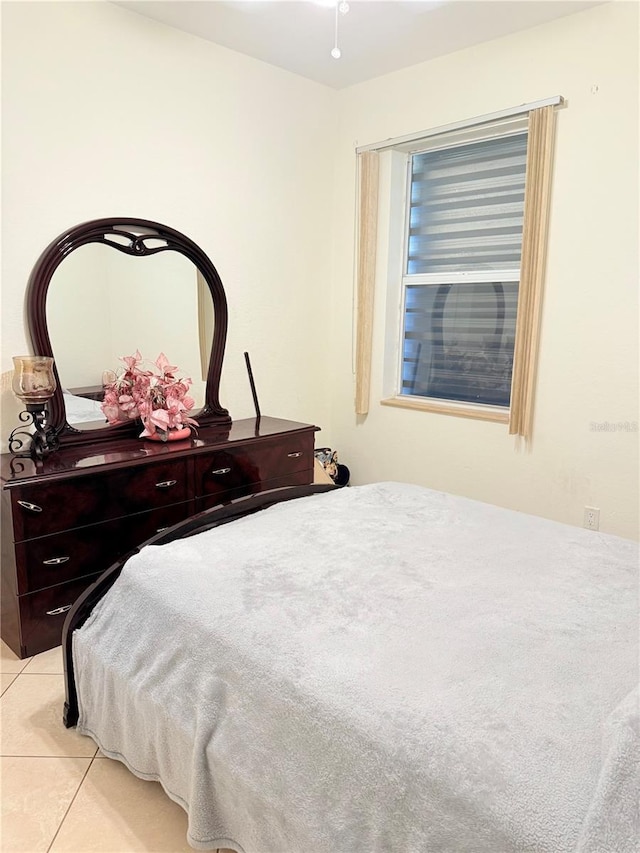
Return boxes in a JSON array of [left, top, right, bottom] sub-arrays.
[[71, 483, 639, 852]]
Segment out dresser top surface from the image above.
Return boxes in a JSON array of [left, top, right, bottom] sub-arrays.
[[1, 417, 318, 487]]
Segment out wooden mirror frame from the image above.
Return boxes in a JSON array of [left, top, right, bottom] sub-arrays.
[[27, 217, 231, 448]]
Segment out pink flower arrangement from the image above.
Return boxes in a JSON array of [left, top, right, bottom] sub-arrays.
[[101, 351, 198, 440]]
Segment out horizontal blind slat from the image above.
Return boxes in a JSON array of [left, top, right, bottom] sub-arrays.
[[407, 133, 527, 276]]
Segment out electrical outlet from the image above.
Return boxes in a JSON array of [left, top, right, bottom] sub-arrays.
[[584, 506, 600, 531]]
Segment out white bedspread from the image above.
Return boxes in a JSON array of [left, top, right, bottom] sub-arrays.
[[73, 483, 639, 852], [63, 392, 104, 425]]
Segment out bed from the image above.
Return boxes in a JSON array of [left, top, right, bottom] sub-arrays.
[[62, 390, 105, 425], [62, 482, 639, 853]]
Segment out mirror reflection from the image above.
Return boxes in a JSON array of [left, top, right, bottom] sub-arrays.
[[46, 244, 213, 429]]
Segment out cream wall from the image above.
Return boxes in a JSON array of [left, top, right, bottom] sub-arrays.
[[2, 2, 637, 539], [1, 0, 336, 441], [329, 1, 639, 538]]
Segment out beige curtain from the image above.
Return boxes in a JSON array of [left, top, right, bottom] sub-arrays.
[[354, 151, 380, 415], [509, 105, 557, 438]]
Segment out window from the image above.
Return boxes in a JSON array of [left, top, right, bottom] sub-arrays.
[[400, 130, 527, 410], [402, 280, 519, 406], [354, 101, 558, 436]]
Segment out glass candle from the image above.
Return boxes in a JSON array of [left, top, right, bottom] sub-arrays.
[[12, 356, 57, 404]]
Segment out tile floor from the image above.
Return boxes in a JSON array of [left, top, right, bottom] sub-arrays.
[[2, 469, 334, 851], [1, 640, 232, 853]]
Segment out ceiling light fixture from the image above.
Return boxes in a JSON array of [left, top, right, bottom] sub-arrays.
[[331, 1, 350, 60]]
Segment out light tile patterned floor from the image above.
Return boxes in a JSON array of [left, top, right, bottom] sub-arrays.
[[1, 641, 233, 853]]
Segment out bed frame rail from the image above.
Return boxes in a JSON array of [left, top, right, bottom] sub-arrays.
[[62, 483, 337, 727]]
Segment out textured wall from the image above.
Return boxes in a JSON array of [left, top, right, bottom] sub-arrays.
[[1, 1, 337, 445], [329, 2, 639, 538]]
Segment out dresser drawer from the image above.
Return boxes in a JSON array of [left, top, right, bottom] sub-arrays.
[[1, 417, 319, 658], [15, 502, 191, 594], [194, 433, 314, 499], [196, 470, 313, 513], [10, 459, 189, 542], [18, 573, 103, 658]]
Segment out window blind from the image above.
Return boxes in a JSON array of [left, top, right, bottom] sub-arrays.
[[401, 281, 518, 407], [408, 134, 528, 274]]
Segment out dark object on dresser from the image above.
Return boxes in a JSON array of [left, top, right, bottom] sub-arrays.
[[334, 463, 350, 487], [1, 417, 317, 658], [314, 447, 350, 487]]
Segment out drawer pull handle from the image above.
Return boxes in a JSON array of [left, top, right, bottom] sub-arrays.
[[156, 526, 169, 533], [46, 605, 72, 616], [287, 452, 303, 458], [42, 556, 70, 566], [17, 500, 43, 513], [155, 479, 178, 489], [211, 467, 231, 475]]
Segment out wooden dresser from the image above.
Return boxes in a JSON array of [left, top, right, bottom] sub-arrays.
[[1, 417, 317, 658]]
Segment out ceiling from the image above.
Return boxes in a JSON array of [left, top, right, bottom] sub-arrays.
[[114, 0, 601, 89]]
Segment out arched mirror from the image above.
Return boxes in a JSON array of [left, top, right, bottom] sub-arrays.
[[27, 218, 230, 447]]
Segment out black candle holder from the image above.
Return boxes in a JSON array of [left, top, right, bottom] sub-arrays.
[[8, 402, 59, 461]]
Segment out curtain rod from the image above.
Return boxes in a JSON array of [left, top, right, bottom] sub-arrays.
[[355, 95, 564, 154]]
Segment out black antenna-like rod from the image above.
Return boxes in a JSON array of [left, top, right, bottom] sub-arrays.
[[244, 351, 261, 426]]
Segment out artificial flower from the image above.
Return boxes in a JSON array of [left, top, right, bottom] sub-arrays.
[[101, 352, 198, 441]]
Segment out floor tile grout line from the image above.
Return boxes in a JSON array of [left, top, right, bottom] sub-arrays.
[[5, 666, 202, 851], [0, 670, 64, 680], [1, 655, 33, 674], [45, 749, 99, 852], [3, 670, 65, 675], [0, 674, 19, 697], [0, 668, 67, 702], [2, 666, 93, 760], [2, 752, 98, 758], [6, 664, 100, 852]]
